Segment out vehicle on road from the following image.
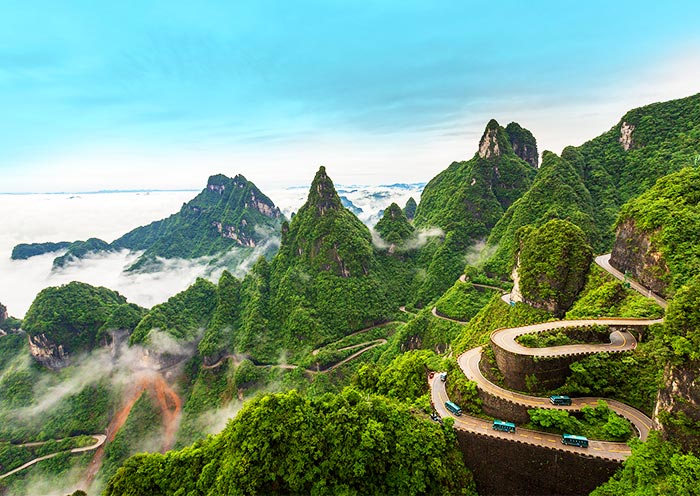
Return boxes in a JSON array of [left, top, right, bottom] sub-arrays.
[[549, 395, 572, 406], [492, 420, 516, 433], [430, 412, 442, 423], [561, 434, 589, 448], [445, 401, 462, 416], [440, 372, 447, 382]]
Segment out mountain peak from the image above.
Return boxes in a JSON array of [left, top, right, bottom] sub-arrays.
[[505, 122, 538, 167], [478, 119, 503, 159], [307, 166, 343, 216]]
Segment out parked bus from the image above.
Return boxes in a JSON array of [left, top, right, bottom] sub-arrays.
[[561, 434, 589, 448], [549, 395, 572, 406], [439, 372, 447, 382], [492, 420, 516, 433], [445, 401, 462, 416]]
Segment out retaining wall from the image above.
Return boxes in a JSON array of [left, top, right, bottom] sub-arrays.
[[455, 428, 621, 495]]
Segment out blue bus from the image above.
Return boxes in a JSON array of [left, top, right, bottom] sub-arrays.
[[561, 434, 589, 448], [549, 395, 572, 406], [445, 401, 462, 416], [492, 420, 516, 433]]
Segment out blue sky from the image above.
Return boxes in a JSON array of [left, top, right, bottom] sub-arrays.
[[1, 0, 699, 192]]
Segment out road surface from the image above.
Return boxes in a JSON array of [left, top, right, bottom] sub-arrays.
[[430, 253, 662, 459], [0, 435, 106, 480]]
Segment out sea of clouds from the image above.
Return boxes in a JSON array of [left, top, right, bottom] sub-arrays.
[[0, 183, 422, 318]]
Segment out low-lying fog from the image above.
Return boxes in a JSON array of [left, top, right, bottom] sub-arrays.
[[0, 183, 422, 318]]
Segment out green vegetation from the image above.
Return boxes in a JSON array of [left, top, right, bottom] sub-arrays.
[[517, 219, 593, 317], [452, 294, 553, 355], [434, 280, 497, 322], [413, 120, 536, 301], [105, 389, 476, 495], [663, 275, 700, 360], [617, 166, 700, 296], [592, 432, 700, 495], [130, 278, 217, 344], [566, 264, 664, 319], [527, 400, 633, 441], [22, 281, 137, 353], [10, 241, 71, 260], [113, 174, 283, 267], [556, 340, 667, 416], [52, 237, 113, 269], [0, 435, 94, 474], [0, 450, 93, 496], [99, 392, 163, 485], [403, 197, 417, 220], [197, 270, 242, 358], [516, 325, 610, 348], [504, 122, 538, 167], [485, 151, 596, 276], [231, 167, 401, 361], [374, 202, 415, 245]]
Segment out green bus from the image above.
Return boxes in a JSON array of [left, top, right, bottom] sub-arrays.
[[561, 434, 589, 448], [445, 401, 462, 416], [492, 420, 516, 433], [549, 395, 572, 406]]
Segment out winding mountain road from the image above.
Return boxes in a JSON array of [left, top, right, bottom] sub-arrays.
[[431, 378, 631, 461], [595, 254, 668, 309], [432, 253, 662, 460], [0, 435, 106, 480]]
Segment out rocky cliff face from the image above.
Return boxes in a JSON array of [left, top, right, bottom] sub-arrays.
[[505, 122, 539, 168], [653, 360, 700, 452], [28, 333, 69, 369], [610, 218, 670, 298], [478, 120, 501, 159], [619, 121, 635, 151]]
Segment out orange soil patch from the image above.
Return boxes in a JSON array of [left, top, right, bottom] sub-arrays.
[[81, 372, 182, 490]]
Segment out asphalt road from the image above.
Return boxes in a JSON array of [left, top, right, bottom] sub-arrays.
[[430, 376, 630, 461], [429, 253, 662, 459], [0, 434, 106, 480]]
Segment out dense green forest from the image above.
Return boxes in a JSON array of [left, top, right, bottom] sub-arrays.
[[3, 93, 700, 495], [413, 119, 537, 302], [104, 389, 476, 496], [22, 281, 143, 354], [113, 174, 283, 267]]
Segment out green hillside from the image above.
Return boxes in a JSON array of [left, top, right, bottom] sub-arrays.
[[413, 120, 537, 301], [105, 389, 475, 496]]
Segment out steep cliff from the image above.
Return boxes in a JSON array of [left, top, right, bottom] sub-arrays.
[[505, 122, 538, 168], [654, 360, 700, 452], [610, 218, 670, 297], [610, 166, 700, 298], [651, 278, 700, 452]]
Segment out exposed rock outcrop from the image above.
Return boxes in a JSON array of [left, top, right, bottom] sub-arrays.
[[505, 122, 539, 168], [619, 121, 635, 151], [28, 333, 69, 369], [610, 218, 669, 298], [478, 120, 501, 159], [653, 360, 700, 452]]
